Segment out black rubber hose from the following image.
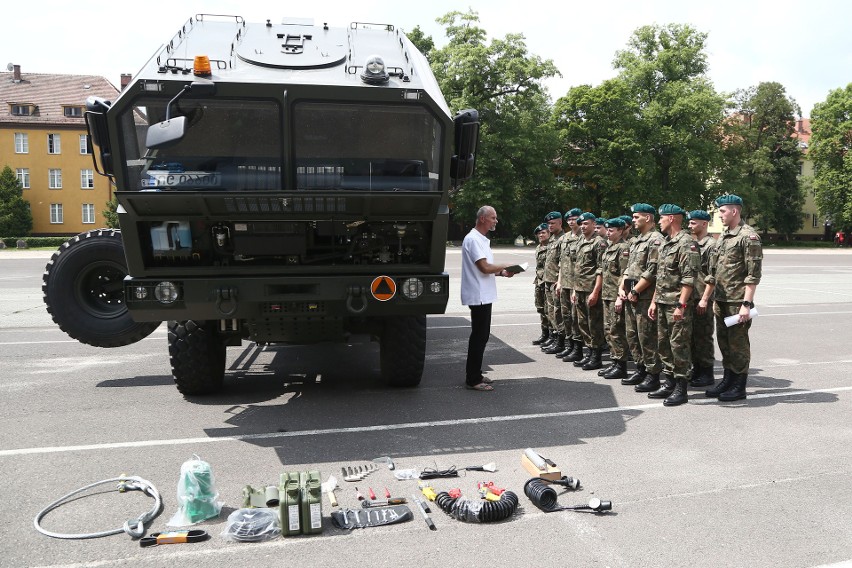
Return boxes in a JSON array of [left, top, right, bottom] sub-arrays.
[[434, 491, 518, 522], [524, 478, 559, 512]]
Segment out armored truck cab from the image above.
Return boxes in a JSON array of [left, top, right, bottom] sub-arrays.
[[42, 14, 479, 395]]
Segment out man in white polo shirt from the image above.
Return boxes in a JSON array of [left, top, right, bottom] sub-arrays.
[[461, 205, 515, 391]]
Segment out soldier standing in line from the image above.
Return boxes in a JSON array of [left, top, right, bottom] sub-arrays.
[[599, 218, 631, 379], [532, 223, 552, 345], [556, 208, 583, 360], [687, 210, 717, 387], [571, 212, 608, 370], [595, 217, 608, 239], [620, 203, 664, 391], [647, 204, 699, 406], [700, 194, 762, 401], [540, 212, 565, 353]]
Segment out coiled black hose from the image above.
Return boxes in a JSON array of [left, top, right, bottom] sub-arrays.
[[434, 490, 519, 523], [524, 478, 559, 511]]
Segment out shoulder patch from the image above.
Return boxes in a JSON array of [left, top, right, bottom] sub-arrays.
[[749, 234, 759, 240], [654, 240, 662, 246], [690, 244, 697, 251], [622, 250, 630, 257]]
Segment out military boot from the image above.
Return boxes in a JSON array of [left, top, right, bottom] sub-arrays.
[[622, 363, 646, 385], [604, 360, 628, 380], [634, 372, 660, 393], [543, 333, 565, 354], [573, 347, 591, 367], [664, 377, 689, 406], [689, 365, 715, 387], [556, 339, 575, 359], [582, 348, 603, 371], [648, 373, 676, 398], [563, 340, 583, 362], [539, 331, 557, 350], [718, 373, 748, 402], [705, 368, 736, 398], [532, 326, 550, 346], [598, 361, 617, 376]]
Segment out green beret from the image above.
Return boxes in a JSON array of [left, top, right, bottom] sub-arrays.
[[577, 212, 596, 222], [604, 218, 627, 229], [564, 207, 583, 219], [544, 211, 562, 221], [595, 217, 606, 225], [535, 223, 549, 233], [619, 215, 634, 225], [631, 203, 656, 215], [688, 210, 711, 221], [658, 203, 686, 216], [714, 194, 743, 207]]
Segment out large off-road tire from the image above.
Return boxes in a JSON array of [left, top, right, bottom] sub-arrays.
[[42, 229, 160, 348], [380, 315, 426, 387], [168, 320, 226, 395]]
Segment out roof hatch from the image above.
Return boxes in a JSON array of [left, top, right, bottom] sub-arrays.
[[236, 24, 348, 69]]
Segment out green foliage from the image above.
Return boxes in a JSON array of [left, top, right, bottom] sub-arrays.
[[430, 10, 561, 234], [406, 26, 435, 60], [103, 195, 120, 229], [0, 166, 33, 237], [810, 83, 852, 229], [1, 236, 69, 248]]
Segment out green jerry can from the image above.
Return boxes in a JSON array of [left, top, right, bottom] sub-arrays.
[[300, 470, 323, 534], [279, 472, 301, 536]]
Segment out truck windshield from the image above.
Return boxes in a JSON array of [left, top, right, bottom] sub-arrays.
[[120, 98, 283, 191], [293, 102, 441, 191]]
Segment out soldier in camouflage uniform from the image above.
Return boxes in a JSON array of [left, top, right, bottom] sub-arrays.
[[595, 217, 608, 239], [647, 204, 699, 406], [570, 212, 608, 370], [687, 210, 717, 387], [532, 223, 551, 345], [701, 194, 762, 401], [620, 203, 664, 391], [540, 211, 565, 353], [556, 208, 583, 360], [599, 218, 631, 379]]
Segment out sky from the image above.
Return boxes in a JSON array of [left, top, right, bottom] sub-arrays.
[[5, 0, 850, 117]]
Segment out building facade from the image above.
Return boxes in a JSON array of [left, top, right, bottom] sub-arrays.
[[1, 66, 119, 236]]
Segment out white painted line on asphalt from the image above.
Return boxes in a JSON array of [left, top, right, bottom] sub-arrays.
[[3, 385, 852, 458]]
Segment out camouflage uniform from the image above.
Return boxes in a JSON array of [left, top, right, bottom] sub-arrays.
[[572, 234, 607, 348], [706, 221, 762, 375], [558, 231, 580, 343], [534, 240, 549, 328], [624, 230, 664, 374], [654, 229, 699, 380], [600, 239, 630, 362], [543, 229, 565, 334], [691, 234, 717, 370]]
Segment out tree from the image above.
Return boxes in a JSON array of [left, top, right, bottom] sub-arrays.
[[406, 26, 435, 60], [429, 10, 561, 235], [810, 83, 852, 231], [103, 195, 120, 229], [721, 82, 804, 238], [0, 166, 33, 237], [613, 24, 726, 208]]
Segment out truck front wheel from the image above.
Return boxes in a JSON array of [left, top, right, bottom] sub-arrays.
[[380, 315, 426, 387], [168, 320, 226, 395]]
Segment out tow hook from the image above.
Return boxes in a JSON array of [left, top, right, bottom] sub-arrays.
[[346, 285, 368, 315], [215, 286, 238, 317]]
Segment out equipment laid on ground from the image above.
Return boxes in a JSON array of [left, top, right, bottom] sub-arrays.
[[167, 455, 222, 527], [321, 475, 339, 507], [140, 530, 209, 547], [342, 464, 378, 482], [331, 505, 413, 529], [361, 498, 407, 508], [523, 478, 612, 513], [412, 495, 437, 530], [221, 509, 280, 542], [241, 470, 323, 536], [521, 448, 562, 481], [434, 488, 519, 523], [34, 476, 163, 540]]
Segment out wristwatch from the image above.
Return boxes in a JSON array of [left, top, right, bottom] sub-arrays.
[[629, 288, 638, 297], [741, 300, 754, 308]]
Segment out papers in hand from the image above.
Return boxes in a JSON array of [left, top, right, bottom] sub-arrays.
[[505, 262, 529, 274], [724, 307, 758, 327]]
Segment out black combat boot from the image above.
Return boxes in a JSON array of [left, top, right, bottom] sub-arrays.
[[543, 333, 565, 354], [664, 377, 689, 406], [532, 326, 550, 346], [604, 360, 628, 380], [622, 363, 646, 385], [718, 373, 748, 402], [540, 331, 556, 350], [573, 346, 591, 367], [556, 339, 575, 359], [582, 348, 603, 371], [598, 361, 617, 376], [648, 373, 676, 398], [563, 340, 583, 362], [634, 372, 660, 393], [689, 365, 715, 387], [705, 368, 735, 398]]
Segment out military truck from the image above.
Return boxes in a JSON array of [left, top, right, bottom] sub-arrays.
[[42, 14, 479, 395]]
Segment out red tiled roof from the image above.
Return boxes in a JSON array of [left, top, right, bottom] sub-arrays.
[[792, 118, 811, 151], [0, 70, 119, 126]]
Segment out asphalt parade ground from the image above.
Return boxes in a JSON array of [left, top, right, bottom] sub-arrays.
[[1, 247, 851, 567]]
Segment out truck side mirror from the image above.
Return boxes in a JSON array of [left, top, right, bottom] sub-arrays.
[[85, 96, 114, 177], [450, 109, 480, 186], [146, 81, 216, 149]]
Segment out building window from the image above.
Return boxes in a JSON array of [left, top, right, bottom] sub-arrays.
[[11, 104, 32, 116], [82, 203, 96, 224], [50, 203, 64, 224], [14, 132, 28, 153], [63, 106, 84, 118], [798, 163, 803, 176], [49, 169, 62, 189], [79, 134, 92, 154], [812, 214, 818, 229], [16, 168, 30, 189], [48, 133, 61, 154], [81, 169, 94, 189]]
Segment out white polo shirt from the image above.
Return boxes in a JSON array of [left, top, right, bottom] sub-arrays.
[[461, 228, 497, 306]]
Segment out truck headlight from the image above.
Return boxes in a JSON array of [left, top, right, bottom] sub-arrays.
[[429, 281, 442, 294], [401, 278, 423, 300], [154, 281, 179, 304], [134, 286, 149, 300]]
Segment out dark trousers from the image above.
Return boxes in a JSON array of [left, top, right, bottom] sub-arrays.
[[466, 303, 493, 385]]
